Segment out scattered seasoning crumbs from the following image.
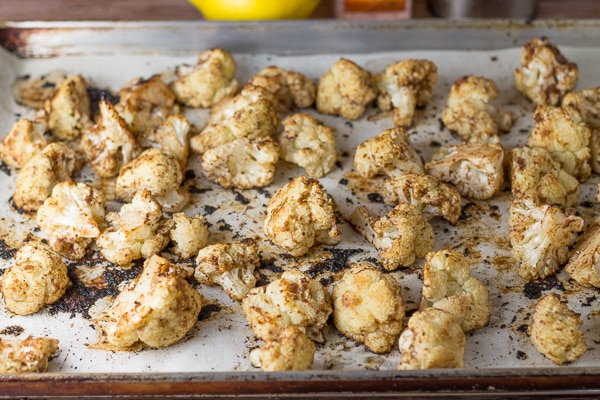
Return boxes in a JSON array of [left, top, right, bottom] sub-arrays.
[[0, 325, 24, 336], [198, 303, 223, 321], [366, 193, 384, 204], [516, 351, 527, 360]]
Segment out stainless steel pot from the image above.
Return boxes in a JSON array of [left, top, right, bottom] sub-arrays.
[[428, 0, 537, 19]]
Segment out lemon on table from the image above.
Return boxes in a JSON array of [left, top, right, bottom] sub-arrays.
[[190, 0, 321, 20]]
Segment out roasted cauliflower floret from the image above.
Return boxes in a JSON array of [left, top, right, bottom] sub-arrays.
[[92, 255, 202, 349], [514, 37, 578, 106], [96, 190, 172, 268], [508, 146, 579, 208], [562, 87, 600, 173], [36, 180, 105, 260], [528, 293, 587, 365], [0, 241, 71, 315], [509, 199, 583, 281], [0, 336, 59, 373], [263, 176, 341, 257], [332, 262, 405, 354], [353, 127, 424, 179], [375, 59, 437, 127], [46, 75, 91, 141], [141, 114, 193, 170], [398, 308, 465, 370], [242, 270, 332, 342], [425, 142, 505, 200], [249, 326, 316, 371], [382, 173, 462, 224], [565, 218, 600, 288], [420, 250, 491, 332], [0, 117, 48, 168], [170, 47, 239, 108], [279, 113, 336, 179], [527, 104, 591, 182], [316, 58, 377, 120], [350, 204, 434, 271], [194, 239, 259, 301], [11, 69, 67, 109], [200, 136, 279, 189], [169, 212, 209, 259], [248, 66, 316, 112]]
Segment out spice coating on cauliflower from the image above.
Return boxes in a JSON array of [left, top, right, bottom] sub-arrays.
[[249, 326, 316, 371], [263, 176, 341, 257], [562, 87, 600, 174], [248, 66, 316, 112], [528, 293, 587, 365], [1, 241, 71, 315], [565, 218, 600, 288], [0, 117, 48, 168], [332, 262, 405, 354], [0, 336, 59, 373], [194, 239, 259, 301], [141, 114, 193, 170], [46, 75, 91, 141], [169, 212, 209, 259], [316, 58, 377, 120]]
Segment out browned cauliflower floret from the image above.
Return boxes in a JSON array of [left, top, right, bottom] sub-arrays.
[[46, 75, 91, 140], [242, 270, 332, 342], [398, 308, 465, 370], [141, 114, 193, 170], [0, 241, 70, 315], [200, 136, 279, 189], [81, 99, 141, 178], [92, 255, 202, 349], [13, 142, 82, 212], [170, 48, 239, 108], [36, 180, 105, 260], [249, 326, 316, 371], [425, 142, 505, 200], [11, 69, 67, 109], [169, 212, 209, 259], [353, 127, 424, 179], [248, 66, 316, 112], [332, 262, 405, 354], [381, 173, 462, 224], [509, 199, 583, 281], [279, 113, 336, 179], [349, 204, 433, 271], [562, 87, 600, 173], [190, 84, 279, 155], [96, 190, 172, 268], [0, 336, 59, 373], [527, 104, 591, 182], [0, 117, 48, 168], [420, 250, 491, 333], [194, 239, 259, 301], [316, 58, 377, 120], [263, 176, 341, 257], [565, 218, 600, 288], [374, 59, 437, 127], [116, 148, 188, 212], [508, 146, 579, 208], [514, 37, 578, 106], [528, 293, 587, 365]]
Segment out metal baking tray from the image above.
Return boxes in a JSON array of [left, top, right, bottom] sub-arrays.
[[2, 19, 600, 398]]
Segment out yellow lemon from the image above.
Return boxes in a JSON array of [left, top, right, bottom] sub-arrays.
[[190, 0, 321, 20]]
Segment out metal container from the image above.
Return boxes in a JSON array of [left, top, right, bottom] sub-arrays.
[[428, 0, 537, 19]]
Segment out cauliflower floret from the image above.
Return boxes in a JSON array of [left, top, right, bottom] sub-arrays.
[[36, 180, 105, 260], [420, 249, 491, 332], [141, 114, 193, 170], [332, 262, 405, 354], [279, 113, 336, 179], [565, 218, 600, 288], [514, 37, 578, 106], [374, 59, 437, 127], [194, 239, 259, 301], [508, 146, 579, 208], [349, 204, 433, 271], [190, 84, 279, 155], [116, 147, 189, 212], [96, 190, 173, 268], [441, 75, 513, 144], [248, 66, 316, 112], [263, 176, 341, 257], [0, 241, 71, 315], [169, 212, 209, 259], [170, 48, 239, 108], [425, 142, 505, 200], [562, 87, 600, 173], [528, 293, 587, 365], [398, 308, 465, 370], [0, 117, 48, 168], [200, 136, 279, 189], [92, 255, 202, 349], [509, 199, 583, 281], [46, 75, 91, 141], [81, 99, 141, 178], [11, 69, 67, 109], [381, 173, 462, 224], [0, 336, 59, 373], [242, 270, 332, 342], [353, 127, 424, 179], [316, 58, 377, 120], [249, 326, 316, 371], [527, 104, 591, 182]]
